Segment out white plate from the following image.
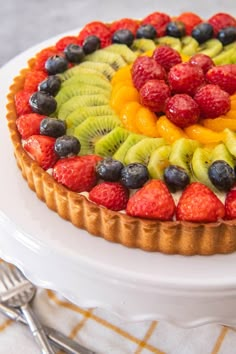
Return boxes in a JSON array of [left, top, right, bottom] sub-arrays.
[[1, 33, 236, 327]]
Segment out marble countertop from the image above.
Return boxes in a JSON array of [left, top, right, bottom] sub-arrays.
[[1, 0, 235, 67]]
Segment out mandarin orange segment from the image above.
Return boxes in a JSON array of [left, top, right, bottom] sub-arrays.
[[110, 86, 140, 113], [156, 115, 187, 143], [225, 110, 236, 119], [230, 94, 236, 102], [119, 101, 142, 133], [203, 117, 236, 132], [111, 80, 134, 98], [184, 124, 225, 144], [180, 53, 190, 62], [141, 50, 154, 57], [230, 100, 236, 110], [111, 65, 132, 85], [135, 107, 160, 137]]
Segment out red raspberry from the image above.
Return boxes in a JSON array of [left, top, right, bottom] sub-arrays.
[[131, 56, 166, 90], [78, 21, 111, 48], [55, 36, 80, 51], [189, 53, 215, 74], [194, 84, 230, 118], [139, 80, 171, 112], [24, 70, 48, 93], [205, 64, 236, 95], [165, 94, 200, 128], [126, 180, 175, 221], [16, 113, 46, 139], [225, 189, 236, 220], [152, 45, 182, 72], [14, 90, 32, 116], [176, 12, 202, 35], [110, 18, 139, 35], [208, 13, 236, 35], [33, 47, 59, 72], [176, 182, 225, 222], [168, 62, 205, 96], [89, 182, 129, 211], [141, 12, 171, 37]]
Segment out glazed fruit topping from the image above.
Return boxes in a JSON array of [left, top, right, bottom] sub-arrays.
[[24, 71, 48, 94], [38, 75, 61, 96], [225, 189, 236, 220], [120, 163, 149, 189], [208, 13, 236, 36], [205, 64, 236, 95], [208, 160, 235, 192], [40, 117, 66, 138], [78, 21, 111, 48], [165, 21, 186, 38], [54, 135, 81, 157], [136, 24, 157, 39], [112, 29, 134, 47], [176, 12, 202, 35], [55, 36, 80, 51], [96, 157, 124, 182], [14, 90, 32, 116], [29, 91, 57, 115], [217, 27, 236, 45], [16, 113, 45, 140], [139, 79, 171, 113], [152, 45, 182, 71], [141, 12, 171, 37], [82, 35, 101, 54], [109, 18, 139, 36], [191, 23, 214, 44], [64, 44, 85, 63], [164, 165, 190, 192], [45, 55, 68, 75], [189, 53, 215, 73]]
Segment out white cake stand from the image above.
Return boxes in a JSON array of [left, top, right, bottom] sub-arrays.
[[1, 34, 236, 328]]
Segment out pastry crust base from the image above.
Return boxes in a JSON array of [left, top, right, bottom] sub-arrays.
[[6, 63, 236, 255]]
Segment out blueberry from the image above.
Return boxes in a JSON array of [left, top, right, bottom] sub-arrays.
[[164, 165, 190, 192], [217, 26, 236, 45], [29, 92, 57, 115], [54, 135, 81, 157], [191, 23, 214, 44], [45, 55, 68, 75], [208, 160, 235, 191], [96, 158, 124, 181], [112, 29, 134, 47], [120, 163, 149, 189], [136, 24, 157, 39], [40, 118, 66, 138], [83, 35, 101, 54], [166, 21, 186, 38], [64, 44, 85, 63], [38, 75, 61, 96]]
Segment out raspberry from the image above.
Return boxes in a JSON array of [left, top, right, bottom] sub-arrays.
[[194, 84, 231, 118], [141, 12, 171, 37], [176, 12, 202, 35], [208, 13, 236, 35], [139, 80, 171, 112], [110, 18, 139, 35], [78, 21, 111, 48], [189, 53, 215, 74], [55, 36, 80, 51], [165, 94, 200, 128], [168, 62, 205, 96], [131, 56, 166, 90], [152, 45, 182, 72], [33, 47, 59, 72], [205, 64, 236, 95], [14, 90, 32, 116], [24, 70, 48, 93]]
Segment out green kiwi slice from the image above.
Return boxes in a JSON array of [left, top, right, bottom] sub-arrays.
[[211, 143, 234, 167], [61, 72, 111, 91], [124, 138, 166, 165], [78, 61, 115, 80], [74, 116, 121, 155], [157, 36, 182, 52], [113, 133, 146, 163], [181, 36, 199, 56], [147, 145, 172, 179], [104, 44, 138, 63], [84, 49, 126, 70], [131, 39, 156, 53], [58, 66, 107, 82], [198, 39, 223, 58], [191, 147, 216, 189], [223, 129, 236, 157], [95, 127, 130, 157]]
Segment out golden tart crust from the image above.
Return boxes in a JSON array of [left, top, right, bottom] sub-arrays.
[[6, 60, 236, 256]]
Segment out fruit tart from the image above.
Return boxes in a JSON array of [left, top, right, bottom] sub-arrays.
[[6, 11, 236, 255]]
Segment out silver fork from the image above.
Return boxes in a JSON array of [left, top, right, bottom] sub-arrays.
[[0, 262, 55, 354]]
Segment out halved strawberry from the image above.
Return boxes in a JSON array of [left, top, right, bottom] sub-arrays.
[[33, 47, 59, 72], [14, 90, 32, 116], [176, 12, 202, 35], [110, 18, 139, 35], [141, 12, 171, 37], [24, 70, 48, 93], [16, 113, 46, 139], [55, 36, 80, 51], [208, 13, 236, 35], [78, 21, 111, 48]]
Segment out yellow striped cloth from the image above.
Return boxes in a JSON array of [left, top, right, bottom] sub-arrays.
[[0, 288, 235, 354]]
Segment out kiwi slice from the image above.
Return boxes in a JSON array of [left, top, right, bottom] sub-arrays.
[[95, 127, 130, 157], [55, 84, 110, 109], [147, 145, 172, 179], [157, 36, 182, 52], [211, 143, 235, 167], [223, 129, 236, 157], [191, 147, 216, 189], [181, 36, 199, 56], [61, 72, 111, 91], [104, 44, 138, 63], [213, 46, 236, 65], [113, 133, 145, 162], [84, 49, 126, 70], [124, 137, 166, 165], [57, 94, 109, 120], [198, 39, 223, 58], [58, 66, 107, 82], [131, 39, 156, 53], [78, 61, 116, 80], [74, 116, 121, 155], [169, 138, 200, 179], [66, 105, 116, 129]]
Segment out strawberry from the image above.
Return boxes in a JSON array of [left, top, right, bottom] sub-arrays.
[[189, 53, 215, 74], [89, 182, 129, 211], [55, 36, 79, 51], [168, 62, 205, 96], [141, 12, 171, 37], [16, 113, 46, 139], [33, 47, 59, 72], [78, 21, 111, 48], [225, 189, 236, 220], [194, 84, 230, 118], [176, 12, 202, 35], [110, 18, 139, 35], [152, 45, 182, 72], [139, 79, 171, 112], [53, 155, 102, 192], [14, 90, 32, 116], [208, 13, 236, 35], [131, 56, 166, 90], [165, 94, 200, 128], [176, 182, 225, 222], [205, 64, 236, 95], [126, 180, 175, 220], [23, 70, 48, 93], [24, 135, 58, 170]]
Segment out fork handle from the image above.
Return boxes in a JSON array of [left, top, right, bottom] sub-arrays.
[[21, 304, 55, 354]]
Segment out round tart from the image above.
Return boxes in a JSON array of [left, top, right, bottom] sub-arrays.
[[6, 11, 236, 255]]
